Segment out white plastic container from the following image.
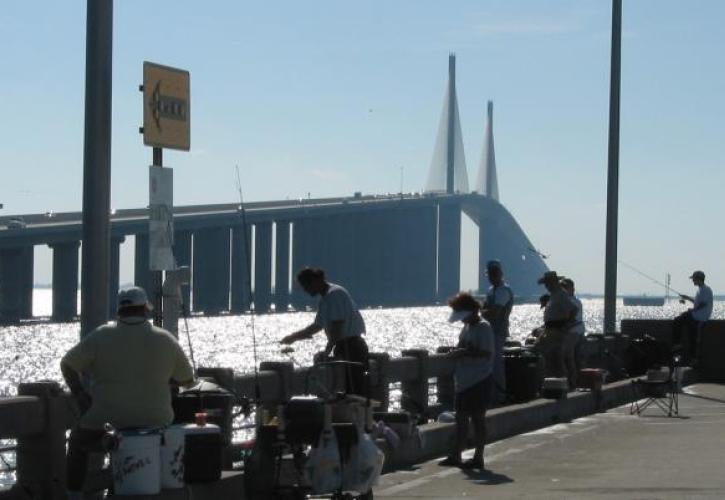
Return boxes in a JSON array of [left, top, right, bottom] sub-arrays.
[[161, 425, 186, 489], [111, 430, 162, 495]]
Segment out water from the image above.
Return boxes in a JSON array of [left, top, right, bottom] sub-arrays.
[[2, 289, 723, 397]]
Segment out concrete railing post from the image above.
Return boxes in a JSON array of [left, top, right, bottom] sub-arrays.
[[16, 381, 68, 500], [435, 346, 456, 411], [196, 367, 236, 392], [368, 352, 391, 412], [259, 361, 294, 411], [401, 349, 429, 418]]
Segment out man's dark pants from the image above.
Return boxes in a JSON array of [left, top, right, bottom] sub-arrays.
[[673, 311, 701, 364], [333, 336, 370, 396], [66, 427, 106, 492]]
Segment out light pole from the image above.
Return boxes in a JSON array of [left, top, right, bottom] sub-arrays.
[[80, 0, 113, 338], [604, 0, 622, 334]]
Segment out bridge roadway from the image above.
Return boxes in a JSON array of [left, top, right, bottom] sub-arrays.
[[376, 383, 725, 499], [0, 192, 547, 323]]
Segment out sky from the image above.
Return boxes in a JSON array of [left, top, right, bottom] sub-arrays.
[[1, 0, 724, 295]]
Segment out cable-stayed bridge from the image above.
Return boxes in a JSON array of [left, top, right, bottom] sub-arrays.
[[0, 55, 547, 323]]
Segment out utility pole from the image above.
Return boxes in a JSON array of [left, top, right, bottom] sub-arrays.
[[604, 0, 622, 334], [80, 0, 113, 338]]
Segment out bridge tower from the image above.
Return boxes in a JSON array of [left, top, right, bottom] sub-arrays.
[[475, 101, 499, 200], [424, 54, 469, 194]]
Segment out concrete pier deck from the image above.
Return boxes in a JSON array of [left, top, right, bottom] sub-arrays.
[[376, 383, 725, 499]]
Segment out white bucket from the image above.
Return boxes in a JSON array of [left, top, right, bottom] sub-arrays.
[[161, 425, 186, 489], [111, 430, 161, 496]]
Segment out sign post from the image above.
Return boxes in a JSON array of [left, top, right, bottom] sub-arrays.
[[141, 62, 190, 327]]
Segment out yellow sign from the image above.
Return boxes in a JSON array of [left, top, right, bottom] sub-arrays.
[[142, 62, 190, 151]]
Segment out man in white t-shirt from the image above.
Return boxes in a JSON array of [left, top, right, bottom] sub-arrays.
[[535, 271, 576, 380], [481, 260, 514, 404], [674, 270, 713, 364], [281, 267, 368, 394], [561, 278, 585, 388]]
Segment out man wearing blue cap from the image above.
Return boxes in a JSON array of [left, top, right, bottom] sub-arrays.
[[482, 260, 514, 404], [61, 286, 194, 499]]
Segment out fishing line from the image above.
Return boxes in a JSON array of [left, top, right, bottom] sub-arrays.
[[618, 260, 685, 297], [236, 165, 262, 403], [181, 304, 197, 373]]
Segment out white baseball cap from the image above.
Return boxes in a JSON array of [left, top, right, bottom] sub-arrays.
[[448, 309, 474, 323]]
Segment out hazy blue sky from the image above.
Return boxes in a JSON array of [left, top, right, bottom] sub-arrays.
[[1, 1, 723, 295]]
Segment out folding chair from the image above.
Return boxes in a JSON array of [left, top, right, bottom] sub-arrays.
[[630, 354, 680, 417]]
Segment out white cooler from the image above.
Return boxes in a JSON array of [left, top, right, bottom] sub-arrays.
[[111, 429, 162, 495]]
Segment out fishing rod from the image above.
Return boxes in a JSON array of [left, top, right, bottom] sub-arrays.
[[235, 165, 262, 404], [180, 303, 197, 373], [618, 260, 685, 297]]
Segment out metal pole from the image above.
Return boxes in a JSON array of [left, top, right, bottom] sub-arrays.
[[446, 54, 456, 194], [152, 147, 163, 327], [604, 0, 622, 334], [80, 0, 113, 338]]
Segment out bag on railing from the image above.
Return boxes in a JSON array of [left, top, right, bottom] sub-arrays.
[[305, 427, 342, 494]]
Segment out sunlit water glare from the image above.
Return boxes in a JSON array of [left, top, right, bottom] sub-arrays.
[[2, 289, 722, 397]]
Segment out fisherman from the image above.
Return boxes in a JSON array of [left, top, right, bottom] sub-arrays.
[[61, 286, 195, 500], [674, 270, 713, 365], [534, 271, 576, 380], [280, 267, 369, 395], [481, 260, 514, 404], [561, 278, 585, 388], [439, 292, 494, 469]]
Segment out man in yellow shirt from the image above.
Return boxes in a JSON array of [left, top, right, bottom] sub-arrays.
[[61, 286, 194, 499]]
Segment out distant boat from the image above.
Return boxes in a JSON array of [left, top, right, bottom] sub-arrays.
[[623, 296, 665, 306]]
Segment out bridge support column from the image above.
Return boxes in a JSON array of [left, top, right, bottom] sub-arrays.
[[290, 219, 310, 309], [50, 241, 80, 322], [254, 222, 272, 312], [230, 225, 251, 313], [411, 206, 438, 304], [0, 248, 24, 323], [437, 203, 461, 300], [383, 208, 408, 307], [193, 227, 230, 314], [351, 212, 375, 307], [19, 246, 34, 319], [134, 233, 151, 294], [173, 230, 192, 310], [274, 221, 290, 311], [108, 236, 124, 318]]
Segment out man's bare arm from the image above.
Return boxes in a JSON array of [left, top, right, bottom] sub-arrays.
[[281, 323, 323, 344], [61, 361, 91, 413]]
